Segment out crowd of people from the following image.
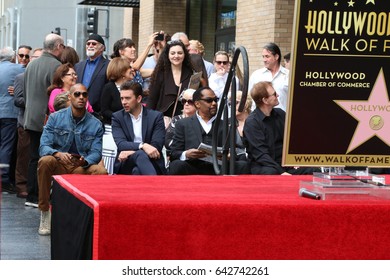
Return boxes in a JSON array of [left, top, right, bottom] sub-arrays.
[[1, 30, 306, 236]]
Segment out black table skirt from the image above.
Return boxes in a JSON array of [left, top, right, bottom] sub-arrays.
[[51, 180, 93, 260]]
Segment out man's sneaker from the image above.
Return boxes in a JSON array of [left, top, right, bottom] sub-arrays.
[[38, 211, 51, 235], [25, 198, 38, 208]]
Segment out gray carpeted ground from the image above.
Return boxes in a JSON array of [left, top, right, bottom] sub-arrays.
[[0, 192, 50, 260]]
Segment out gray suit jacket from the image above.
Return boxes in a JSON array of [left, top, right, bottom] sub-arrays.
[[14, 72, 25, 126], [24, 52, 61, 132]]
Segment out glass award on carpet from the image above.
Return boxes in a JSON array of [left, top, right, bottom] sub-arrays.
[[299, 167, 390, 200]]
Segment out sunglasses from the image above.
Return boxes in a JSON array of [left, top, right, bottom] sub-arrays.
[[86, 41, 98, 46], [228, 100, 240, 107], [18, 54, 30, 59], [73, 91, 88, 98], [181, 98, 194, 106], [268, 92, 277, 97], [215, 60, 229, 65], [200, 97, 219, 103]]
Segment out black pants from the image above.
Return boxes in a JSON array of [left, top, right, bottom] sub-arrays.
[[169, 159, 216, 175], [26, 130, 42, 201]]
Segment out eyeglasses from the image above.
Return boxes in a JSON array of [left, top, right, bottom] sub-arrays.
[[181, 98, 194, 106], [73, 91, 88, 98], [18, 54, 30, 59], [268, 92, 277, 97], [86, 41, 98, 46], [199, 97, 219, 103], [215, 60, 229, 65], [65, 73, 77, 77]]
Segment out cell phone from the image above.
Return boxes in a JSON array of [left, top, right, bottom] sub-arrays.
[[155, 33, 164, 41], [70, 153, 83, 166]]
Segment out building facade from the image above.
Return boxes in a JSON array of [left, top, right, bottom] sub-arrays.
[[0, 0, 295, 73]]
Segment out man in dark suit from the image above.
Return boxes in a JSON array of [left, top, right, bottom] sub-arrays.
[[75, 34, 109, 112], [111, 81, 166, 175], [168, 86, 220, 175]]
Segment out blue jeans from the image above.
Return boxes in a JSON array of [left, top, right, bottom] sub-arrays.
[[0, 118, 17, 184]]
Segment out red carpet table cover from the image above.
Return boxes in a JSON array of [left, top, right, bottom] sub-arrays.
[[51, 174, 390, 260]]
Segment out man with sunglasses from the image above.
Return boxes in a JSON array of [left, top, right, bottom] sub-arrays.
[[208, 50, 239, 98], [13, 48, 43, 199], [37, 83, 107, 235], [243, 81, 317, 175], [16, 45, 32, 66], [75, 33, 109, 113], [168, 86, 221, 175]]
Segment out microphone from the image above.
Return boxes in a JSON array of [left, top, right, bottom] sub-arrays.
[[299, 188, 321, 200]]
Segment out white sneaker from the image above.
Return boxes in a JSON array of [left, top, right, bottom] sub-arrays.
[[25, 201, 38, 208], [38, 211, 51, 235]]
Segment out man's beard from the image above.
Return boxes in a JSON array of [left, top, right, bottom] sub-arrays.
[[86, 49, 96, 57]]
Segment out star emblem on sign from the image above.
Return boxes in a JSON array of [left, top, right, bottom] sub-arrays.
[[334, 68, 390, 153]]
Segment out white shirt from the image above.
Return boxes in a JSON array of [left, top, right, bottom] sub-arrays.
[[209, 72, 240, 99], [248, 66, 289, 111], [130, 106, 143, 144], [196, 111, 216, 134]]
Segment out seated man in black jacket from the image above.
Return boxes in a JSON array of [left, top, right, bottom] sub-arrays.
[[243, 81, 318, 175], [169, 86, 249, 175]]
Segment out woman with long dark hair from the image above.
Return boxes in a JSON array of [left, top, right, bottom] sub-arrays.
[[147, 40, 198, 121]]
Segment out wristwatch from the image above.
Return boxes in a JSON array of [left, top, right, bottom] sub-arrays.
[[139, 142, 144, 150]]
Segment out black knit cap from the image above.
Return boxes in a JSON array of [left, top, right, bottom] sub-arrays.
[[87, 34, 105, 46]]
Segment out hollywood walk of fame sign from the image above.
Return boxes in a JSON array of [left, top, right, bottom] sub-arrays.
[[283, 0, 390, 167]]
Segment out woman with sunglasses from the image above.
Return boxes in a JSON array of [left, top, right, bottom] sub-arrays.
[[208, 51, 239, 99], [147, 40, 200, 120], [47, 63, 93, 114], [165, 88, 196, 157]]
